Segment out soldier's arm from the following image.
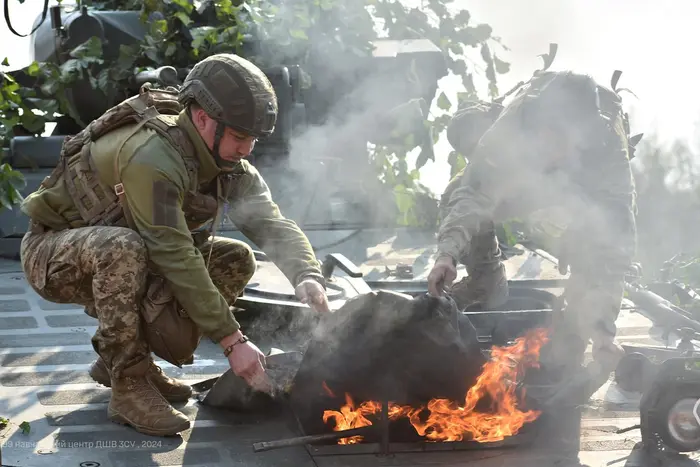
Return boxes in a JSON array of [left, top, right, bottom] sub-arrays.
[[227, 163, 324, 287], [439, 167, 465, 225], [120, 137, 239, 343], [437, 149, 513, 263]]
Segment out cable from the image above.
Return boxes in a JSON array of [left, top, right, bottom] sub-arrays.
[[4, 0, 49, 37]]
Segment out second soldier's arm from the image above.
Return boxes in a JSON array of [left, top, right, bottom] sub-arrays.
[[436, 126, 525, 263], [119, 137, 239, 344]]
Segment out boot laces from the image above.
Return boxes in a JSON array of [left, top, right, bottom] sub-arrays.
[[126, 376, 172, 411], [149, 362, 177, 385]]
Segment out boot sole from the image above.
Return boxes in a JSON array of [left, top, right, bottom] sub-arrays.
[[90, 367, 193, 403], [108, 408, 191, 437]]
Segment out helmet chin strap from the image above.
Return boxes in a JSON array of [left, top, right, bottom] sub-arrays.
[[211, 121, 239, 170], [212, 121, 225, 163]]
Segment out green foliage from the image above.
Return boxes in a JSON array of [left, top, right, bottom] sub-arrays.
[[0, 0, 511, 223], [0, 162, 26, 211], [0, 416, 30, 435]]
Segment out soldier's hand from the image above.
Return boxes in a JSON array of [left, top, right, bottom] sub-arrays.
[[221, 331, 272, 393], [428, 255, 457, 297], [295, 278, 330, 313]]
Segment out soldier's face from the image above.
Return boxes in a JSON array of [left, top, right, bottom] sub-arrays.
[[191, 108, 257, 165], [217, 127, 257, 164]]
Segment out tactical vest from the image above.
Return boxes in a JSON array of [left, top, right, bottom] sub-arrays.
[[40, 84, 219, 232]]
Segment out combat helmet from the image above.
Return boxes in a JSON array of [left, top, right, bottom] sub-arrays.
[[178, 53, 278, 159]]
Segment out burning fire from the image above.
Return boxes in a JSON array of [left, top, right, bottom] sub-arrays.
[[322, 327, 549, 444]]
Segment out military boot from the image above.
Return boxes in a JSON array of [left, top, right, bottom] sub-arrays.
[[90, 357, 192, 402], [108, 359, 191, 436]]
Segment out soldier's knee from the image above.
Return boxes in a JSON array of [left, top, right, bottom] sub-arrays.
[[235, 242, 256, 282], [89, 228, 148, 271]]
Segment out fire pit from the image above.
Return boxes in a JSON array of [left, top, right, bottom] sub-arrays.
[[280, 290, 552, 455]]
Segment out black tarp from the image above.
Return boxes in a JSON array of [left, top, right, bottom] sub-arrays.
[[289, 291, 487, 438]]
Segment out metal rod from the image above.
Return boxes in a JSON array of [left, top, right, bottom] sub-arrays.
[[616, 424, 641, 434], [379, 398, 390, 456], [252, 426, 374, 453]]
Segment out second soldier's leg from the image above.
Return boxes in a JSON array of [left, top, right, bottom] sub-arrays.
[[540, 270, 625, 406], [449, 220, 509, 310], [20, 226, 190, 436]]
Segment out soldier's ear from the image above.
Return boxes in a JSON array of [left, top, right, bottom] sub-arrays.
[[190, 106, 211, 132]]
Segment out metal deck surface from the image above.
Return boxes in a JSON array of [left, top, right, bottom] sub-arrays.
[[0, 241, 699, 467]]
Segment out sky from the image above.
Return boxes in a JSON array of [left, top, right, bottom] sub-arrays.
[[2, 0, 699, 194]]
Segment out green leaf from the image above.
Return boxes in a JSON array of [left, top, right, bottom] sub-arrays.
[[175, 12, 192, 26], [144, 47, 160, 63], [20, 110, 44, 133], [32, 98, 59, 115], [40, 81, 59, 96], [165, 43, 177, 57], [149, 19, 168, 37], [191, 26, 217, 50], [97, 69, 111, 91], [289, 29, 309, 40], [1, 58, 9, 67], [69, 37, 103, 60], [437, 92, 451, 111], [0, 188, 12, 210], [19, 421, 30, 434], [27, 61, 41, 76], [448, 150, 466, 177], [493, 54, 510, 74], [8, 172, 26, 191], [393, 184, 414, 214], [462, 73, 476, 96], [59, 59, 82, 81], [454, 10, 471, 25], [171, 0, 194, 13]]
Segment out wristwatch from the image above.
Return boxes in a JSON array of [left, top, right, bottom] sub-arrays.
[[223, 334, 249, 357], [296, 272, 327, 290]]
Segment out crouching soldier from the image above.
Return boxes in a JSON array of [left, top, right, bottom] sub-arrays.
[[19, 53, 329, 436], [429, 70, 639, 406]]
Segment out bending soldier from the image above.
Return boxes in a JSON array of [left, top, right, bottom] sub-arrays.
[[19, 54, 329, 436], [428, 71, 638, 404]]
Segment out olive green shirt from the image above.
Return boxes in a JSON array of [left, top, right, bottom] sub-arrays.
[[21, 111, 322, 343]]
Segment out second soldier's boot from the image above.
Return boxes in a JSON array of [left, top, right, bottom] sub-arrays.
[[90, 356, 192, 402], [107, 358, 191, 437], [449, 224, 509, 310]]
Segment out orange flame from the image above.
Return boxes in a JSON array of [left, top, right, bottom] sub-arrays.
[[322, 327, 549, 444]]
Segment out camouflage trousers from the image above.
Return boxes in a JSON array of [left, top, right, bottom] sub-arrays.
[[20, 226, 255, 378]]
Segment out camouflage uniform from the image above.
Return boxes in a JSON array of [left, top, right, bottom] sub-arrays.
[[19, 54, 324, 435], [437, 71, 637, 397]]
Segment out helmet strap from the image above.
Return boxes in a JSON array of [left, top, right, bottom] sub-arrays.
[[211, 121, 239, 171], [211, 121, 241, 170], [212, 121, 224, 161]]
